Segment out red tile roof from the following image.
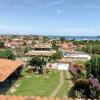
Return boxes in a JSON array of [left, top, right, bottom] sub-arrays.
[[0, 95, 97, 100], [62, 43, 73, 51], [0, 58, 23, 82]]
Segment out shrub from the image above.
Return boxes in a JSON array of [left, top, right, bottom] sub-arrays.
[[0, 49, 15, 60]]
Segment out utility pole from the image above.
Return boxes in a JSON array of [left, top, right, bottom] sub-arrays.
[[27, 42, 30, 62], [91, 44, 93, 55]]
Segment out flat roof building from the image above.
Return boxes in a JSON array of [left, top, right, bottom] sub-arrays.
[[62, 51, 91, 61]]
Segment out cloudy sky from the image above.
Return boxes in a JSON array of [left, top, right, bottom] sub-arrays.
[[0, 0, 100, 36]]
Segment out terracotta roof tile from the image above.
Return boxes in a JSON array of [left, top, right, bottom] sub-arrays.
[[0, 95, 96, 100], [0, 58, 23, 82], [42, 97, 48, 100], [55, 97, 61, 100], [67, 97, 72, 100], [62, 97, 68, 100], [49, 96, 55, 100], [36, 96, 43, 100]]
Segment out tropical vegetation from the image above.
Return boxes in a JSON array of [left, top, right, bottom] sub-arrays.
[[85, 55, 100, 82], [28, 56, 47, 74], [0, 49, 15, 60]]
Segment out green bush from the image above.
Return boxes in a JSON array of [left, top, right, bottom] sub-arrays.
[[0, 41, 4, 48], [0, 49, 15, 60], [51, 51, 63, 61], [85, 55, 100, 82]]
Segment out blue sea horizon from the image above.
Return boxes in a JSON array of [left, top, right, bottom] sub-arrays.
[[48, 36, 100, 40]]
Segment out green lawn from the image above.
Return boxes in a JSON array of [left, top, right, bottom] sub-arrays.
[[10, 70, 60, 96]]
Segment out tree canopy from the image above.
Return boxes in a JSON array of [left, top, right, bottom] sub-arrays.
[[28, 56, 47, 73], [60, 36, 65, 44], [51, 51, 63, 61], [0, 41, 4, 48], [85, 55, 100, 82], [0, 49, 15, 60], [51, 40, 59, 51]]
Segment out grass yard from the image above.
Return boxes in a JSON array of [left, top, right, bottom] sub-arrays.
[[10, 70, 60, 96]]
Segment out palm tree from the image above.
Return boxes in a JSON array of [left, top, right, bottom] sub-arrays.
[[85, 55, 100, 99]]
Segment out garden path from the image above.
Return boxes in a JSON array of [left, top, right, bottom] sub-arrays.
[[51, 71, 64, 96], [64, 70, 73, 97]]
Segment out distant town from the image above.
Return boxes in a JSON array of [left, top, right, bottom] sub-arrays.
[[0, 34, 100, 100]]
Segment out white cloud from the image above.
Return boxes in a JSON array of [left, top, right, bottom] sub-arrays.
[[84, 5, 100, 8], [60, 4, 100, 9], [71, 4, 100, 9], [48, 0, 63, 5], [57, 9, 62, 14]]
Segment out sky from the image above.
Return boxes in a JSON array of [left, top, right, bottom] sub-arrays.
[[0, 0, 100, 36]]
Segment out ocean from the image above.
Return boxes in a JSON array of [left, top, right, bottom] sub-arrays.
[[48, 36, 100, 40]]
